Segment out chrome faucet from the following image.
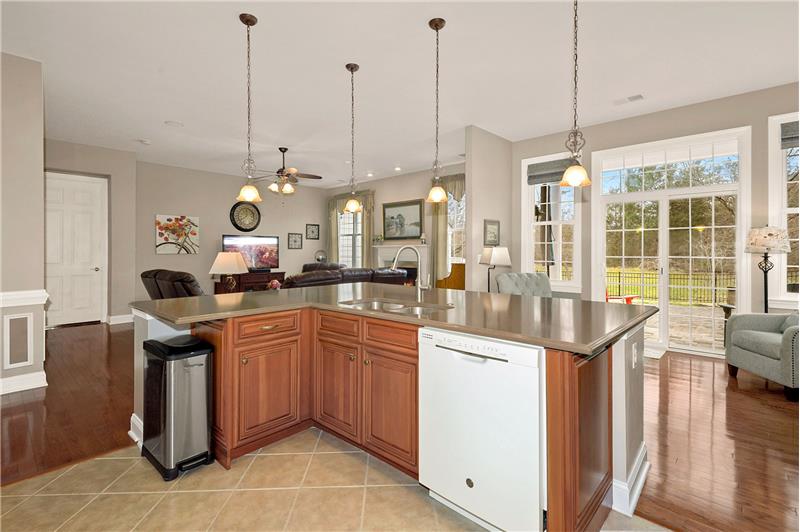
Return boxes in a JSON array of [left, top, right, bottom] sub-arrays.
[[390, 245, 429, 300]]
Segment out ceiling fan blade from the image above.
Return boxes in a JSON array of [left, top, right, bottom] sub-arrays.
[[294, 173, 323, 180], [288, 176, 299, 184]]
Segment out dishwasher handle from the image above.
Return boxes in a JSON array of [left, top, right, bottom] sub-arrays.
[[436, 344, 509, 363]]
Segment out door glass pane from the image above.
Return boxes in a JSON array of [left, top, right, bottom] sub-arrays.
[[668, 194, 736, 353]]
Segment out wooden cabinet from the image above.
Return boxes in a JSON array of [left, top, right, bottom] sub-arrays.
[[214, 271, 286, 294], [315, 338, 361, 440], [236, 338, 299, 443], [362, 346, 418, 469]]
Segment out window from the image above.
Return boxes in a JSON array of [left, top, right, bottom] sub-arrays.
[[521, 153, 581, 290], [446, 192, 466, 270], [768, 113, 799, 303], [337, 211, 362, 268]]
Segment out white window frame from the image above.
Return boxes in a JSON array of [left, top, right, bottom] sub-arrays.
[[337, 211, 363, 268], [590, 126, 752, 356], [521, 151, 582, 293], [767, 112, 799, 309]]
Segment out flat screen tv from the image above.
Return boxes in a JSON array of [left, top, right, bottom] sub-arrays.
[[222, 235, 279, 271]]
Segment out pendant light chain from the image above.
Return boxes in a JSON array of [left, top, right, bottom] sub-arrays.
[[246, 24, 252, 161], [433, 26, 440, 181], [350, 67, 356, 192], [564, 0, 585, 159]]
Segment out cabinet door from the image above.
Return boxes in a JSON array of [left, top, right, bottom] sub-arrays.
[[315, 338, 361, 440], [237, 337, 300, 443], [363, 347, 418, 471]]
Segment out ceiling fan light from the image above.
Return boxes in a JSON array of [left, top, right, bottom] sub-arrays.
[[344, 197, 363, 213], [281, 182, 296, 194], [426, 184, 448, 203], [267, 181, 280, 193], [559, 163, 590, 187], [237, 183, 262, 203]]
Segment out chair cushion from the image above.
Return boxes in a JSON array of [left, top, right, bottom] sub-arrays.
[[371, 268, 407, 285], [731, 330, 783, 360], [496, 272, 552, 297], [140, 269, 163, 300], [283, 270, 343, 288], [154, 270, 204, 298], [341, 268, 373, 283], [780, 314, 799, 333]]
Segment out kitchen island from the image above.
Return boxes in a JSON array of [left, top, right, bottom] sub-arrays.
[[130, 282, 657, 531]]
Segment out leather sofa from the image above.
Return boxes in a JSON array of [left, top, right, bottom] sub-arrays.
[[283, 263, 407, 288], [141, 269, 205, 299]]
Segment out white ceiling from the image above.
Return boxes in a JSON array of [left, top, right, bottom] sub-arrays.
[[2, 1, 797, 188]]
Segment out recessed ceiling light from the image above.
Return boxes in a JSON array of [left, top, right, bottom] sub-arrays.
[[366, 172, 374, 177], [135, 138, 151, 145], [164, 120, 184, 127], [394, 167, 402, 172]]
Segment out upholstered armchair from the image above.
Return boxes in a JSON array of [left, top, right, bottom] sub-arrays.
[[495, 272, 579, 299], [726, 313, 799, 400]]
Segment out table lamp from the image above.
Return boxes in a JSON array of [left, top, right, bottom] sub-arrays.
[[209, 251, 249, 291], [479, 246, 511, 293], [745, 226, 790, 313]]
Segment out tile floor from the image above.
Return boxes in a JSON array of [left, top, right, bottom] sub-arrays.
[[0, 427, 665, 531]]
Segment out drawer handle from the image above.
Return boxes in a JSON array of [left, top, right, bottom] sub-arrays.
[[259, 324, 279, 331], [349, 354, 356, 361], [364, 359, 371, 366], [241, 357, 248, 365]]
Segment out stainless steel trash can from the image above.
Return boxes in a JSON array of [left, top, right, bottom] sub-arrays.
[[142, 335, 214, 481]]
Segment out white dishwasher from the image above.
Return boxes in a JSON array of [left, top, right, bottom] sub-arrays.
[[419, 328, 546, 532]]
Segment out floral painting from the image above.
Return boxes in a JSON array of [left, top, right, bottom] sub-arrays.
[[155, 215, 199, 254]]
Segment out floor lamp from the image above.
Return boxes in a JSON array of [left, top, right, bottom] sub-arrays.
[[479, 246, 511, 293], [745, 226, 790, 313]]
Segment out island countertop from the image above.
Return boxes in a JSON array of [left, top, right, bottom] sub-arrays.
[[129, 282, 657, 356]]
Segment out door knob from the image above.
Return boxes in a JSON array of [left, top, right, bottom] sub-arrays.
[[91, 267, 100, 272]]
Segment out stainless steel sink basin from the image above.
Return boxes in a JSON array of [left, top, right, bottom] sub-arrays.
[[338, 298, 454, 316]]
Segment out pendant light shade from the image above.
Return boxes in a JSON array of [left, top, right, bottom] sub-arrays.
[[343, 63, 363, 214], [281, 182, 295, 195], [426, 18, 448, 204], [560, 0, 591, 188], [235, 14, 263, 203]]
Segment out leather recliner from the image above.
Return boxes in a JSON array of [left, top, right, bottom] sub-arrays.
[[141, 269, 205, 300]]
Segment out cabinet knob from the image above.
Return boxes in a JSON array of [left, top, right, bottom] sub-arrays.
[[364, 359, 371, 366], [349, 354, 356, 361], [241, 357, 248, 365]]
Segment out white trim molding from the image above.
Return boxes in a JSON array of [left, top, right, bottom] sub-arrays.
[[1, 371, 47, 395], [0, 289, 49, 308], [131, 308, 155, 321], [612, 442, 650, 517], [129, 413, 143, 448], [108, 314, 134, 325]]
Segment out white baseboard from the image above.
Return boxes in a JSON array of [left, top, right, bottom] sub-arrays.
[[128, 413, 143, 448], [612, 442, 650, 516], [1, 371, 48, 395], [108, 314, 134, 325]]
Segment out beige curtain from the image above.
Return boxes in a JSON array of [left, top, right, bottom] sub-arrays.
[[327, 191, 374, 267], [431, 174, 466, 281]]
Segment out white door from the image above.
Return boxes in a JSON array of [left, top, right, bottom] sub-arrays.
[[45, 172, 107, 326]]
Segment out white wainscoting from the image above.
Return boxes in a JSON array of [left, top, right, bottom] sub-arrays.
[[1, 371, 48, 395]]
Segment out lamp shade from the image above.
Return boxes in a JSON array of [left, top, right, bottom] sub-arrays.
[[237, 183, 262, 203], [479, 246, 512, 266], [426, 184, 448, 203], [209, 252, 249, 275], [745, 226, 790, 254]]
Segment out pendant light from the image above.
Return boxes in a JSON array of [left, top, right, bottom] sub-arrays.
[[559, 0, 591, 188], [235, 13, 263, 203], [343, 63, 363, 214], [425, 18, 448, 204]]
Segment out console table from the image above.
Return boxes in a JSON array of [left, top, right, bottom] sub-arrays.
[[214, 271, 286, 294]]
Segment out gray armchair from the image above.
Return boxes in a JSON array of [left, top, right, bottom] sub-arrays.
[[495, 272, 579, 299], [726, 313, 799, 400]]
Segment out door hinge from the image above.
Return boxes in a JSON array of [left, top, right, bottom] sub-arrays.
[[543, 509, 547, 530]]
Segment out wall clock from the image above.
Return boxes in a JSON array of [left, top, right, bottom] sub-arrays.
[[230, 201, 261, 232]]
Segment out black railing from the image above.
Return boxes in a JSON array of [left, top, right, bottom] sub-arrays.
[[606, 271, 737, 305]]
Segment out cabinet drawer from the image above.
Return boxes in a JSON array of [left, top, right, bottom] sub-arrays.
[[364, 319, 418, 354], [234, 311, 300, 343], [317, 311, 361, 339]]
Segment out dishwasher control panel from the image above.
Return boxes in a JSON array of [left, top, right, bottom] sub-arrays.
[[419, 328, 542, 368]]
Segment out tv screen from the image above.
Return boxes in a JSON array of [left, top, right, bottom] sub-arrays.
[[222, 235, 279, 271]]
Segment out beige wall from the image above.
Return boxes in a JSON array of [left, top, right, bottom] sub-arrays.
[[466, 126, 513, 292], [44, 139, 137, 317], [511, 83, 799, 311], [135, 162, 329, 299], [1, 53, 47, 386], [2, 53, 44, 292]]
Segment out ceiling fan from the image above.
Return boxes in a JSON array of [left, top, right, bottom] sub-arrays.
[[254, 147, 322, 195]]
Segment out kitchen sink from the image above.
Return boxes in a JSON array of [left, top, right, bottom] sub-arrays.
[[337, 298, 454, 315]]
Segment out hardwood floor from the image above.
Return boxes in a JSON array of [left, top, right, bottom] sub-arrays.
[[1, 323, 134, 485], [636, 351, 799, 531]]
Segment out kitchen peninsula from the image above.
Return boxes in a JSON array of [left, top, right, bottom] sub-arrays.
[[130, 283, 657, 531]]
